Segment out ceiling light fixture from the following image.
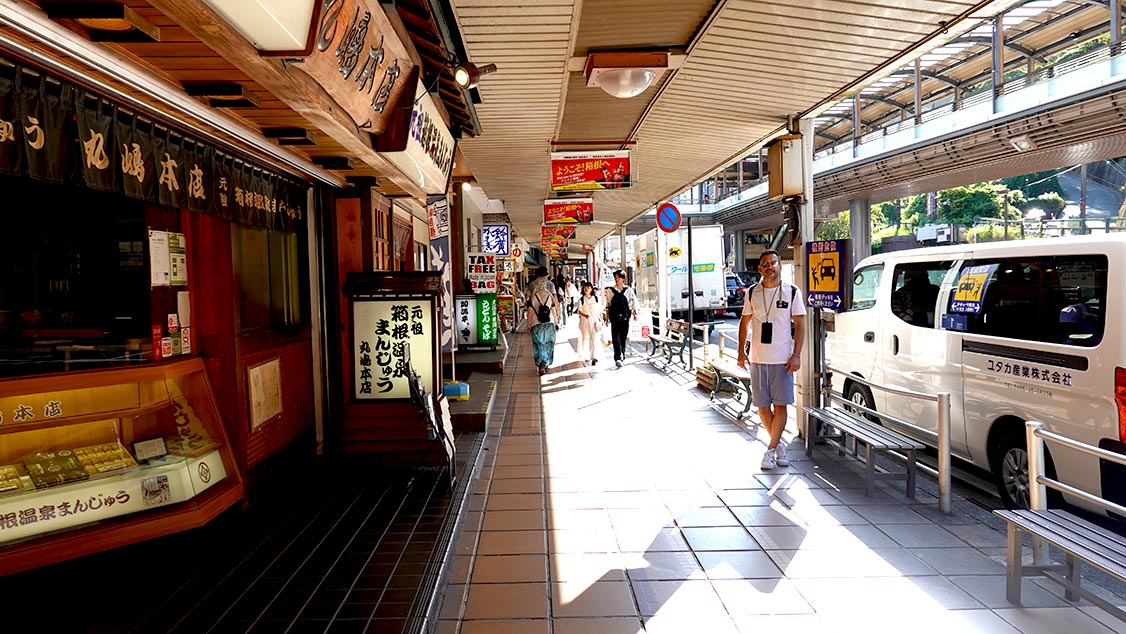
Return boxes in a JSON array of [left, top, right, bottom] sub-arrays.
[[454, 62, 497, 89], [200, 0, 318, 53], [1008, 134, 1035, 152], [585, 51, 669, 99]]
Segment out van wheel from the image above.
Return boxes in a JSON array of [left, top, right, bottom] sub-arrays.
[[991, 433, 1031, 509], [990, 432, 1061, 510], [845, 383, 877, 423]]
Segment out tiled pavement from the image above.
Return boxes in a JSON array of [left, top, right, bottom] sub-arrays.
[[433, 319, 1126, 634]]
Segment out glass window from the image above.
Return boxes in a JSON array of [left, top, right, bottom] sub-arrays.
[[848, 264, 883, 311], [890, 261, 953, 328], [952, 255, 1106, 346], [0, 175, 151, 376], [237, 226, 304, 331]]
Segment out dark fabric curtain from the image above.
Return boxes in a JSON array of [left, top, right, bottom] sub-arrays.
[[0, 63, 23, 176]]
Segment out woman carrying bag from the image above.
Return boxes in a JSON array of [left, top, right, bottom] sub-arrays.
[[576, 281, 602, 366]]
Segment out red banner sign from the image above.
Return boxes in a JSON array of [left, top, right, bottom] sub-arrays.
[[543, 198, 594, 225], [550, 151, 631, 191], [541, 225, 575, 241]]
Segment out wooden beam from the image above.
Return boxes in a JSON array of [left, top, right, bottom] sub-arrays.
[[145, 0, 431, 199]]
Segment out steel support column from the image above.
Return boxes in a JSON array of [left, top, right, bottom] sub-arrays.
[[849, 199, 872, 265], [798, 118, 815, 438]]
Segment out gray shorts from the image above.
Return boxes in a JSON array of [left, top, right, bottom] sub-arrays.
[[750, 363, 795, 407]]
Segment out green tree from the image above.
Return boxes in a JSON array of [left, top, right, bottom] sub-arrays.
[[873, 200, 902, 230], [1024, 192, 1066, 219], [1001, 170, 1065, 199], [816, 210, 850, 240], [935, 183, 1004, 225]]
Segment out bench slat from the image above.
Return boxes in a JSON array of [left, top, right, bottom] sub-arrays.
[[710, 359, 751, 380], [996, 509, 1126, 582], [805, 407, 923, 450]]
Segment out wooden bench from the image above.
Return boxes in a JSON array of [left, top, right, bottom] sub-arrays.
[[803, 406, 924, 498], [708, 357, 754, 419], [647, 319, 690, 367], [993, 421, 1126, 622]]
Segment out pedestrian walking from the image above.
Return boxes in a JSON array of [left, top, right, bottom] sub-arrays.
[[526, 268, 558, 376], [576, 281, 602, 365], [737, 249, 806, 469], [604, 270, 637, 368]]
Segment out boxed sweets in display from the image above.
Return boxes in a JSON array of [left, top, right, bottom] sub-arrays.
[[21, 449, 90, 489], [0, 465, 22, 493], [74, 442, 139, 475]]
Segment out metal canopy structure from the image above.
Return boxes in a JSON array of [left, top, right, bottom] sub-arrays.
[[449, 0, 1030, 255]]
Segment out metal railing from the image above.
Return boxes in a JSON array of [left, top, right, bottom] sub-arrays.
[[822, 364, 952, 512], [970, 216, 1126, 242], [1025, 420, 1126, 516], [1023, 420, 1126, 565]]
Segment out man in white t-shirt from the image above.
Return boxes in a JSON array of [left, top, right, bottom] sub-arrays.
[[737, 250, 806, 470]]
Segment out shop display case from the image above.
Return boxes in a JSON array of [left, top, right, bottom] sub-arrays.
[[0, 358, 243, 574]]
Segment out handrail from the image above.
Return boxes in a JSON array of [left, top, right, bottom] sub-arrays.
[[824, 363, 952, 512], [1025, 421, 1126, 518]]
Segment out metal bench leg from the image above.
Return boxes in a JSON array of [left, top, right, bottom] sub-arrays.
[[737, 382, 752, 419], [865, 444, 876, 497], [806, 418, 817, 457], [710, 369, 720, 401], [1006, 523, 1023, 604], [1064, 553, 1081, 602], [905, 448, 917, 499]]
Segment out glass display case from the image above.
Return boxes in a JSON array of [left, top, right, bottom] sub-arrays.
[[0, 358, 242, 574]]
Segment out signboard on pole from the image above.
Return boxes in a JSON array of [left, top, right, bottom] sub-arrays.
[[656, 202, 681, 233], [550, 150, 631, 191], [806, 239, 851, 310], [544, 198, 594, 224]]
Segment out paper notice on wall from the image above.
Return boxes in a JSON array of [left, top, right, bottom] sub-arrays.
[[177, 291, 191, 328], [168, 232, 188, 286], [149, 230, 170, 287]]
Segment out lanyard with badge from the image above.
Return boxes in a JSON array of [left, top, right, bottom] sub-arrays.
[[759, 285, 780, 344]]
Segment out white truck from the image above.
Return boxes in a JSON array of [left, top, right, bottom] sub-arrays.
[[633, 224, 726, 321]]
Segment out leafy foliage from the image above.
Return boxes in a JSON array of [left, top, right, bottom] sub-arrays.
[[816, 210, 850, 240]]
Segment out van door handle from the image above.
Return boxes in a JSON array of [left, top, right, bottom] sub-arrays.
[[892, 335, 899, 355], [864, 331, 874, 342]]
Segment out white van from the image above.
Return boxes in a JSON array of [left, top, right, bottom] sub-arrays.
[[829, 234, 1124, 512]]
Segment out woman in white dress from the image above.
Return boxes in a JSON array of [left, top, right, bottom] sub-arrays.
[[576, 281, 602, 365]]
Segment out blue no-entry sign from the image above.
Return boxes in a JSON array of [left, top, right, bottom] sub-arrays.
[[657, 202, 681, 233]]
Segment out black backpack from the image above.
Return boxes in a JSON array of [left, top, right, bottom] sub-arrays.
[[533, 289, 553, 323], [608, 287, 631, 321]]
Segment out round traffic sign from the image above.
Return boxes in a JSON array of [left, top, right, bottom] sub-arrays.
[[657, 202, 681, 233]]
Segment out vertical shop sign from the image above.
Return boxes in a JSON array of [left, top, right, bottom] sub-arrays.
[[454, 295, 478, 345], [427, 196, 449, 239], [477, 293, 498, 345], [18, 72, 74, 183], [353, 299, 433, 399], [379, 79, 455, 195], [481, 223, 511, 256], [466, 252, 497, 293], [429, 240, 455, 351]]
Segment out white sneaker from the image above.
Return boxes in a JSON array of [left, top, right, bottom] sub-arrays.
[[760, 448, 777, 470], [615, 360, 623, 368], [774, 444, 790, 467]]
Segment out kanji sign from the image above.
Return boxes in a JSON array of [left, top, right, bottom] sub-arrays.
[[481, 223, 511, 255], [550, 150, 631, 191], [544, 198, 594, 225]]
